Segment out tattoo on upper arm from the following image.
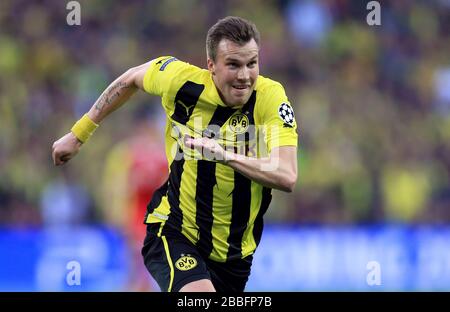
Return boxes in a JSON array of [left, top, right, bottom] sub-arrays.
[[95, 81, 131, 111]]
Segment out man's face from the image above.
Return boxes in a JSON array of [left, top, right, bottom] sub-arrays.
[[208, 38, 259, 108]]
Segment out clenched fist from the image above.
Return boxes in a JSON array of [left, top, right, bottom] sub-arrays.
[[52, 132, 82, 166], [185, 136, 229, 162]]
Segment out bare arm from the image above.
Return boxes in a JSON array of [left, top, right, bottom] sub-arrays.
[[186, 137, 298, 192], [87, 62, 150, 123], [224, 146, 298, 192], [52, 62, 151, 166]]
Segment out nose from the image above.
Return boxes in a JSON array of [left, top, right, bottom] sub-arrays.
[[237, 67, 249, 81]]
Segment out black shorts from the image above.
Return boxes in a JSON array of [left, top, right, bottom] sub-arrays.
[[141, 222, 253, 292]]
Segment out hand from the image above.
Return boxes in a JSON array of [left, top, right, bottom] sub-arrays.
[[52, 132, 82, 166], [185, 136, 228, 162]]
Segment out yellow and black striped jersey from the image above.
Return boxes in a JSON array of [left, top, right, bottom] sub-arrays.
[[142, 56, 298, 262]]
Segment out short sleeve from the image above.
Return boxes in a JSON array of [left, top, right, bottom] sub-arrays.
[[259, 84, 298, 153], [142, 56, 185, 96]]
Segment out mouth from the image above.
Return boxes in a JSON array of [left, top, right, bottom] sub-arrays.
[[232, 85, 249, 89], [232, 85, 250, 94]]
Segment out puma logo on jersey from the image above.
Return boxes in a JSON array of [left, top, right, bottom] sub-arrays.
[[176, 99, 194, 116]]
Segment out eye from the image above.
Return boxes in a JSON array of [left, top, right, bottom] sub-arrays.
[[227, 62, 238, 68], [248, 61, 257, 68]]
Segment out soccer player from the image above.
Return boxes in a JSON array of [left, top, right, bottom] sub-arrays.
[[52, 16, 298, 292]]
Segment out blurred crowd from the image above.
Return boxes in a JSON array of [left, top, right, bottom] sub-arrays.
[[1, 0, 449, 228]]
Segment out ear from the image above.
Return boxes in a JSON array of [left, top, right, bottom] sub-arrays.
[[207, 58, 215, 75]]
